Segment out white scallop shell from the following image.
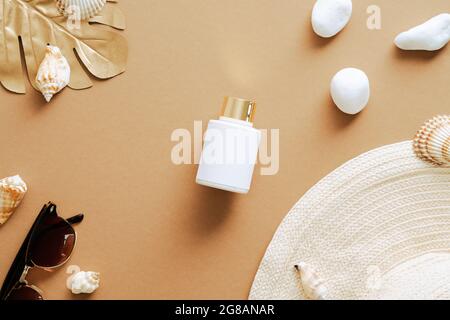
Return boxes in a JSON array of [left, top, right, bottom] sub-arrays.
[[414, 115, 450, 167], [0, 175, 27, 225], [70, 271, 100, 294], [295, 262, 328, 300], [56, 0, 107, 21], [35, 45, 71, 103]]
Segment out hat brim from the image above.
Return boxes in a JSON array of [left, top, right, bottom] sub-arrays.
[[249, 141, 450, 300]]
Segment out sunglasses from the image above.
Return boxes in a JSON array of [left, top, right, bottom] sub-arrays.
[[0, 202, 84, 300]]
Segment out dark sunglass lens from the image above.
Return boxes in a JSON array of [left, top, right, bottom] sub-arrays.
[[7, 285, 43, 300], [29, 216, 76, 268]]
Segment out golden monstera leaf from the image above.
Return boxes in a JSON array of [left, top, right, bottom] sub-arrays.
[[0, 0, 127, 94]]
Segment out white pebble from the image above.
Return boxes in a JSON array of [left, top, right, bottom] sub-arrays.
[[395, 13, 450, 51], [312, 0, 353, 38], [330, 68, 370, 115]]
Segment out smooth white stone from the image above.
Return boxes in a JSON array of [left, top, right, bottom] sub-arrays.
[[312, 0, 353, 38], [395, 13, 450, 51], [330, 68, 370, 115]]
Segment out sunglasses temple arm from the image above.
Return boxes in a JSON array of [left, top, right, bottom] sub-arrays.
[[67, 214, 84, 225], [0, 203, 53, 300]]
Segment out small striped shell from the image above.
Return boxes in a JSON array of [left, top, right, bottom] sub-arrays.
[[0, 175, 27, 225], [35, 45, 71, 102], [414, 115, 450, 167], [56, 0, 107, 21], [295, 262, 328, 300]]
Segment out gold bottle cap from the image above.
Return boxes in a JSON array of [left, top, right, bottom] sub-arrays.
[[221, 96, 256, 123]]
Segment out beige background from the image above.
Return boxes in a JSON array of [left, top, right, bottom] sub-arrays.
[[0, 0, 449, 300]]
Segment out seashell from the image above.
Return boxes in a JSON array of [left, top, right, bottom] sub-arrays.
[[414, 115, 450, 167], [395, 13, 450, 51], [35, 45, 71, 103], [56, 0, 107, 21], [294, 262, 328, 300], [0, 175, 28, 225], [70, 271, 100, 294]]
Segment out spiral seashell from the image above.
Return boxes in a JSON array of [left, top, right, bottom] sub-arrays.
[[70, 271, 100, 294], [0, 175, 27, 225], [413, 115, 450, 167], [35, 45, 71, 103], [294, 262, 328, 300], [56, 0, 107, 21]]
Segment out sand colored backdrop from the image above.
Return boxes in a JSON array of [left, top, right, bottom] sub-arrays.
[[0, 0, 449, 299]]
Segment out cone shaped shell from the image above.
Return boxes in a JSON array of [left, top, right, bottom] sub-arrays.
[[295, 262, 328, 300], [0, 175, 27, 225], [35, 45, 71, 102]]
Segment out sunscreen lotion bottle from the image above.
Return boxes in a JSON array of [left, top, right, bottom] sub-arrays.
[[196, 97, 261, 194]]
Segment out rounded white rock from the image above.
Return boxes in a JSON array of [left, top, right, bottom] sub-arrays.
[[395, 13, 450, 51], [312, 0, 353, 38], [330, 68, 370, 115]]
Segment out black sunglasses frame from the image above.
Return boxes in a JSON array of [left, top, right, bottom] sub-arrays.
[[0, 202, 83, 300]]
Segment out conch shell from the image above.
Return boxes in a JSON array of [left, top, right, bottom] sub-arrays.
[[70, 271, 100, 294], [56, 0, 107, 21], [0, 175, 28, 225], [35, 45, 71, 102], [295, 262, 328, 300], [414, 115, 450, 167]]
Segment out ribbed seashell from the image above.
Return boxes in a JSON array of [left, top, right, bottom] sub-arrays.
[[413, 115, 450, 167], [35, 45, 71, 103], [70, 271, 100, 294], [0, 175, 27, 225], [295, 262, 328, 300], [56, 0, 107, 21]]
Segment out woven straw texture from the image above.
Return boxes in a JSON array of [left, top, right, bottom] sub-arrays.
[[249, 141, 450, 300]]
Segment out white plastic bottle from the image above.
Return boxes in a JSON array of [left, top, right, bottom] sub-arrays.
[[196, 97, 261, 194]]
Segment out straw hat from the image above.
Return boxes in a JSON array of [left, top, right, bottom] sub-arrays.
[[249, 141, 450, 300]]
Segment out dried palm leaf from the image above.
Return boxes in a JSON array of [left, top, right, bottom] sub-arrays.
[[0, 0, 127, 94]]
